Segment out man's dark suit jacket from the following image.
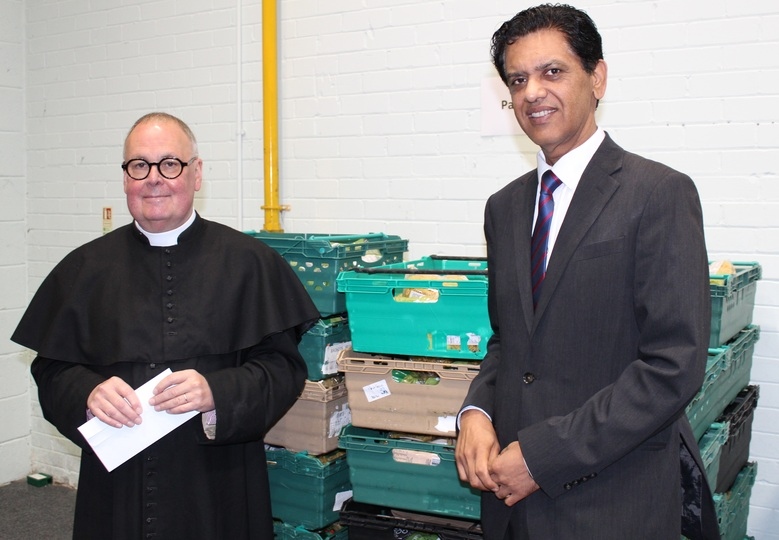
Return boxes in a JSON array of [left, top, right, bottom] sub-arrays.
[[462, 134, 720, 539]]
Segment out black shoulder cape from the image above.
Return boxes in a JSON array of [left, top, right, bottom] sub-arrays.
[[12, 214, 320, 364]]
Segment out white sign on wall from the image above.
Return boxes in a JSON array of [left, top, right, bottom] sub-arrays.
[[480, 76, 524, 137]]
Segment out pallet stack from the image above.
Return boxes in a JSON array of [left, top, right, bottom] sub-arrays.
[[686, 261, 762, 540], [335, 256, 490, 537], [246, 232, 408, 540]]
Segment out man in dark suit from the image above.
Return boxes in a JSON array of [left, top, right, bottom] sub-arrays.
[[455, 5, 720, 539]]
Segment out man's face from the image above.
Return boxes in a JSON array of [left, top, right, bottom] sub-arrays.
[[504, 28, 607, 164], [123, 120, 202, 233]]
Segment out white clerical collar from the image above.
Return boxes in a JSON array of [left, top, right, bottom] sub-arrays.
[[536, 127, 606, 189], [135, 210, 197, 247]]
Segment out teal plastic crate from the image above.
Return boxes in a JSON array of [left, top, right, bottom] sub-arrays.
[[687, 325, 760, 442], [273, 521, 348, 540], [246, 232, 408, 316], [267, 448, 352, 530], [299, 315, 352, 380], [338, 424, 481, 520], [336, 255, 491, 360], [698, 422, 728, 490], [709, 262, 761, 348], [713, 462, 757, 540]]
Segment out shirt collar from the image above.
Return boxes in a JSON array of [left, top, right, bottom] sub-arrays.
[[536, 128, 606, 189], [134, 210, 197, 247]]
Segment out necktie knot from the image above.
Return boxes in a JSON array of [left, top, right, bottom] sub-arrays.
[[541, 170, 562, 195]]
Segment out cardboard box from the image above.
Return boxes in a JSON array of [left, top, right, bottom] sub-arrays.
[[337, 348, 480, 437], [266, 377, 351, 455]]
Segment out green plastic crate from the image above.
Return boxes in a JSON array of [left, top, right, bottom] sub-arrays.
[[687, 325, 760, 442], [299, 315, 352, 380], [246, 232, 408, 316], [698, 422, 728, 490], [336, 256, 491, 360], [338, 424, 481, 520], [709, 262, 761, 348], [713, 462, 757, 540], [267, 448, 352, 530], [273, 521, 348, 540]]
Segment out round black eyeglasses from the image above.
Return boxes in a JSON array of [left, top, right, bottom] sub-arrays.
[[121, 157, 197, 181]]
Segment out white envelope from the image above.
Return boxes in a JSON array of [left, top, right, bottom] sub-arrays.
[[77, 368, 198, 472]]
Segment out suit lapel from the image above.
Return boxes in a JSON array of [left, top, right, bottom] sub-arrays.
[[510, 172, 538, 334], [532, 136, 624, 326]]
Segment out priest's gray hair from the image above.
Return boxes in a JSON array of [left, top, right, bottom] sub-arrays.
[[124, 112, 199, 158]]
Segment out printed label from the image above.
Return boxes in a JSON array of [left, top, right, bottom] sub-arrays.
[[446, 335, 462, 351], [323, 341, 351, 375], [363, 380, 391, 402], [328, 405, 352, 438], [435, 416, 456, 433], [391, 448, 441, 466]]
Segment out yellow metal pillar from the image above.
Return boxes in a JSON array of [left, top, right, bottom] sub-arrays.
[[262, 0, 286, 232]]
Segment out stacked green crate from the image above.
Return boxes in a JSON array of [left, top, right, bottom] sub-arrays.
[[266, 449, 351, 531], [247, 232, 409, 533], [688, 261, 762, 539], [335, 255, 488, 526]]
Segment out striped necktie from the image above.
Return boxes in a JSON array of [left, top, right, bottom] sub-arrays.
[[531, 170, 562, 309]]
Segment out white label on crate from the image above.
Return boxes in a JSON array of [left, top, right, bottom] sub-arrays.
[[323, 341, 351, 375], [333, 490, 353, 511], [328, 405, 351, 437], [363, 380, 391, 402], [435, 415, 456, 433], [467, 333, 482, 353], [446, 334, 462, 351], [392, 448, 441, 466]]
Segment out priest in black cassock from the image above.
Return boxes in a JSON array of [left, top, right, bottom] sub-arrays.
[[12, 112, 321, 539]]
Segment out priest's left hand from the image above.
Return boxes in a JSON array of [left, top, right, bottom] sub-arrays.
[[150, 369, 215, 414]]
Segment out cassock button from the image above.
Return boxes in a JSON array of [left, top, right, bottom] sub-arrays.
[[149, 363, 156, 369], [522, 373, 536, 384], [167, 317, 175, 323], [166, 275, 173, 282], [166, 261, 172, 268], [167, 289, 174, 296], [166, 302, 174, 309], [564, 482, 573, 490]]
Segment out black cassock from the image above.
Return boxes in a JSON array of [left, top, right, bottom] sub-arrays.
[[12, 214, 320, 540]]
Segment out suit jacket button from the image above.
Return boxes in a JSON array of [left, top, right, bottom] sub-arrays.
[[523, 373, 536, 384]]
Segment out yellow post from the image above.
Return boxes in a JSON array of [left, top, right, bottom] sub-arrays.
[[262, 0, 285, 232]]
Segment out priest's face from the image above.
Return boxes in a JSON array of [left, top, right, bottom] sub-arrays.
[[123, 119, 203, 233]]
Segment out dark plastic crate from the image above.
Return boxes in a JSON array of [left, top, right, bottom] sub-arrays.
[[716, 385, 759, 493], [246, 232, 408, 316], [340, 498, 482, 540], [698, 422, 728, 490]]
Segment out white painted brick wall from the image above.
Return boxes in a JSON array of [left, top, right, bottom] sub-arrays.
[[0, 0, 32, 485], [3, 0, 777, 535]]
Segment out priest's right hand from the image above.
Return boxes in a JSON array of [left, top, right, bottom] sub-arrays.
[[87, 377, 143, 429]]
